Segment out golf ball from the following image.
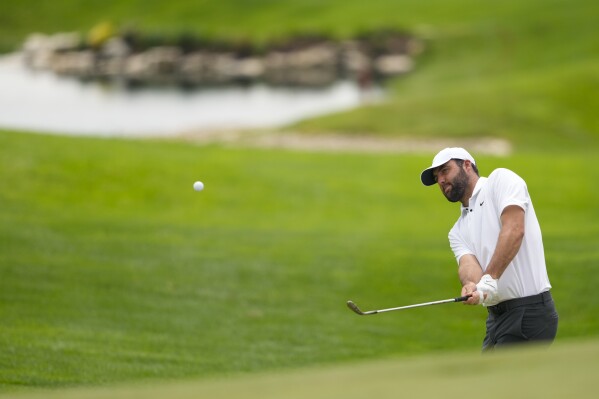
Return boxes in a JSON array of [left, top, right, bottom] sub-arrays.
[[193, 181, 204, 191]]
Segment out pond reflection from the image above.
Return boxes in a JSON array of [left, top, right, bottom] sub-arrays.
[[0, 54, 383, 137]]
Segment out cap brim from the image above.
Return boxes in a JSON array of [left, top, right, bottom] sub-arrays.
[[420, 167, 437, 186]]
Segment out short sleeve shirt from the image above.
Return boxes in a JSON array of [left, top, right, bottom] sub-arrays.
[[448, 168, 551, 300]]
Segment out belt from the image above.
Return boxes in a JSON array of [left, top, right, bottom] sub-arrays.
[[487, 291, 552, 316]]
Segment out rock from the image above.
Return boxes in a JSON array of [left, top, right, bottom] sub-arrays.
[[179, 52, 239, 83], [264, 43, 339, 86], [51, 51, 96, 77], [235, 57, 265, 80], [21, 32, 81, 70], [340, 41, 372, 77], [124, 46, 182, 81], [102, 37, 130, 58], [374, 54, 413, 76]]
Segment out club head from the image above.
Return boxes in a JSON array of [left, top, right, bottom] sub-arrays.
[[347, 300, 377, 315]]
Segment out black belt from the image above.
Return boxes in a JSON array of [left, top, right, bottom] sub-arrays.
[[487, 291, 552, 316]]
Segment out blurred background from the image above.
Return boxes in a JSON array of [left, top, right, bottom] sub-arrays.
[[1, 0, 598, 396], [1, 0, 595, 146]]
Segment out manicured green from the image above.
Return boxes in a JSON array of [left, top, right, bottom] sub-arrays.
[[1, 130, 598, 392], [2, 339, 598, 399]]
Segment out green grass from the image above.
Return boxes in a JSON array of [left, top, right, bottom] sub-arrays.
[[1, 1, 596, 49], [289, 2, 599, 150], [1, 130, 598, 392], [296, 59, 599, 150], [2, 339, 598, 399], [0, 1, 573, 50]]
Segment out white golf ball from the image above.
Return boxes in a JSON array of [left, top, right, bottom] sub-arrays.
[[193, 181, 204, 191]]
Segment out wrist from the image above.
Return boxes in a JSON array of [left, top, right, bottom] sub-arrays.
[[484, 265, 500, 280]]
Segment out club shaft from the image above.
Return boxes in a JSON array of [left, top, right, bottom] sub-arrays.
[[375, 298, 458, 313], [348, 295, 471, 315]]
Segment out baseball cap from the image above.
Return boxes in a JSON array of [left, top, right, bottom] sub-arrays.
[[420, 147, 476, 186]]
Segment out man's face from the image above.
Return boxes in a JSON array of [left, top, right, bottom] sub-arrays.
[[433, 160, 469, 203]]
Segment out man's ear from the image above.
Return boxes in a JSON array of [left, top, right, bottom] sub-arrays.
[[463, 159, 473, 171]]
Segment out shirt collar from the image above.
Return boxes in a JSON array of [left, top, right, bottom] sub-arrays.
[[461, 177, 487, 213]]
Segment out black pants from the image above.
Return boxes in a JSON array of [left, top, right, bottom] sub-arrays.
[[482, 291, 558, 352]]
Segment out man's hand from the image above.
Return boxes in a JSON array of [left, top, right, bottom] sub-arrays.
[[476, 274, 500, 306], [461, 282, 481, 305]]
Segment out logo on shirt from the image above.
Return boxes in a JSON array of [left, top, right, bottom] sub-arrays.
[[480, 201, 485, 206]]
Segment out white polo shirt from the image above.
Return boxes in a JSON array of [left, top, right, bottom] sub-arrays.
[[448, 168, 551, 301]]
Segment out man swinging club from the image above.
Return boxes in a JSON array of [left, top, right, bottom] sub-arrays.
[[420, 148, 558, 351]]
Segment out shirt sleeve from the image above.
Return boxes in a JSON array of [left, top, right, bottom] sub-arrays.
[[449, 223, 473, 265], [489, 168, 530, 214]]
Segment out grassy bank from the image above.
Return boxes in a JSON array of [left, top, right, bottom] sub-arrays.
[[290, 1, 599, 150], [1, 1, 597, 51], [1, 130, 598, 391]]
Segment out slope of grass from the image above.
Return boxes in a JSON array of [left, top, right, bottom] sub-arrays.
[[2, 339, 598, 399], [2, 1, 592, 51], [1, 130, 598, 391], [290, 1, 599, 150], [296, 58, 599, 149]]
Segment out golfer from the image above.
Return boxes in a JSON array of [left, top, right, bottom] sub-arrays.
[[420, 147, 558, 351]]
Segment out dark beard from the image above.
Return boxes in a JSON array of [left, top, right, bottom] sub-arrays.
[[444, 167, 469, 203]]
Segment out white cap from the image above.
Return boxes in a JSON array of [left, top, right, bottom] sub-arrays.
[[420, 147, 476, 186]]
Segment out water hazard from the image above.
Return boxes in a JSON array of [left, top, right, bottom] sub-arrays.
[[0, 54, 383, 137]]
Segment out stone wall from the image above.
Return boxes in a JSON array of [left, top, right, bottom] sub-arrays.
[[21, 31, 423, 87]]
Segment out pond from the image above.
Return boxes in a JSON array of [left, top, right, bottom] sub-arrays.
[[0, 53, 383, 137]]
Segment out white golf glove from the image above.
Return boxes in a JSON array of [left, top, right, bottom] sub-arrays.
[[476, 274, 500, 306]]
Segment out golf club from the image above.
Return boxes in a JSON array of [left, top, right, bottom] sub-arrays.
[[347, 294, 472, 315]]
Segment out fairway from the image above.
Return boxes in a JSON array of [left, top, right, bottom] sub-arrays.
[[2, 339, 598, 399], [1, 130, 598, 392]]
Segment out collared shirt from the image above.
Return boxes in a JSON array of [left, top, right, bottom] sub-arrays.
[[449, 168, 551, 301]]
